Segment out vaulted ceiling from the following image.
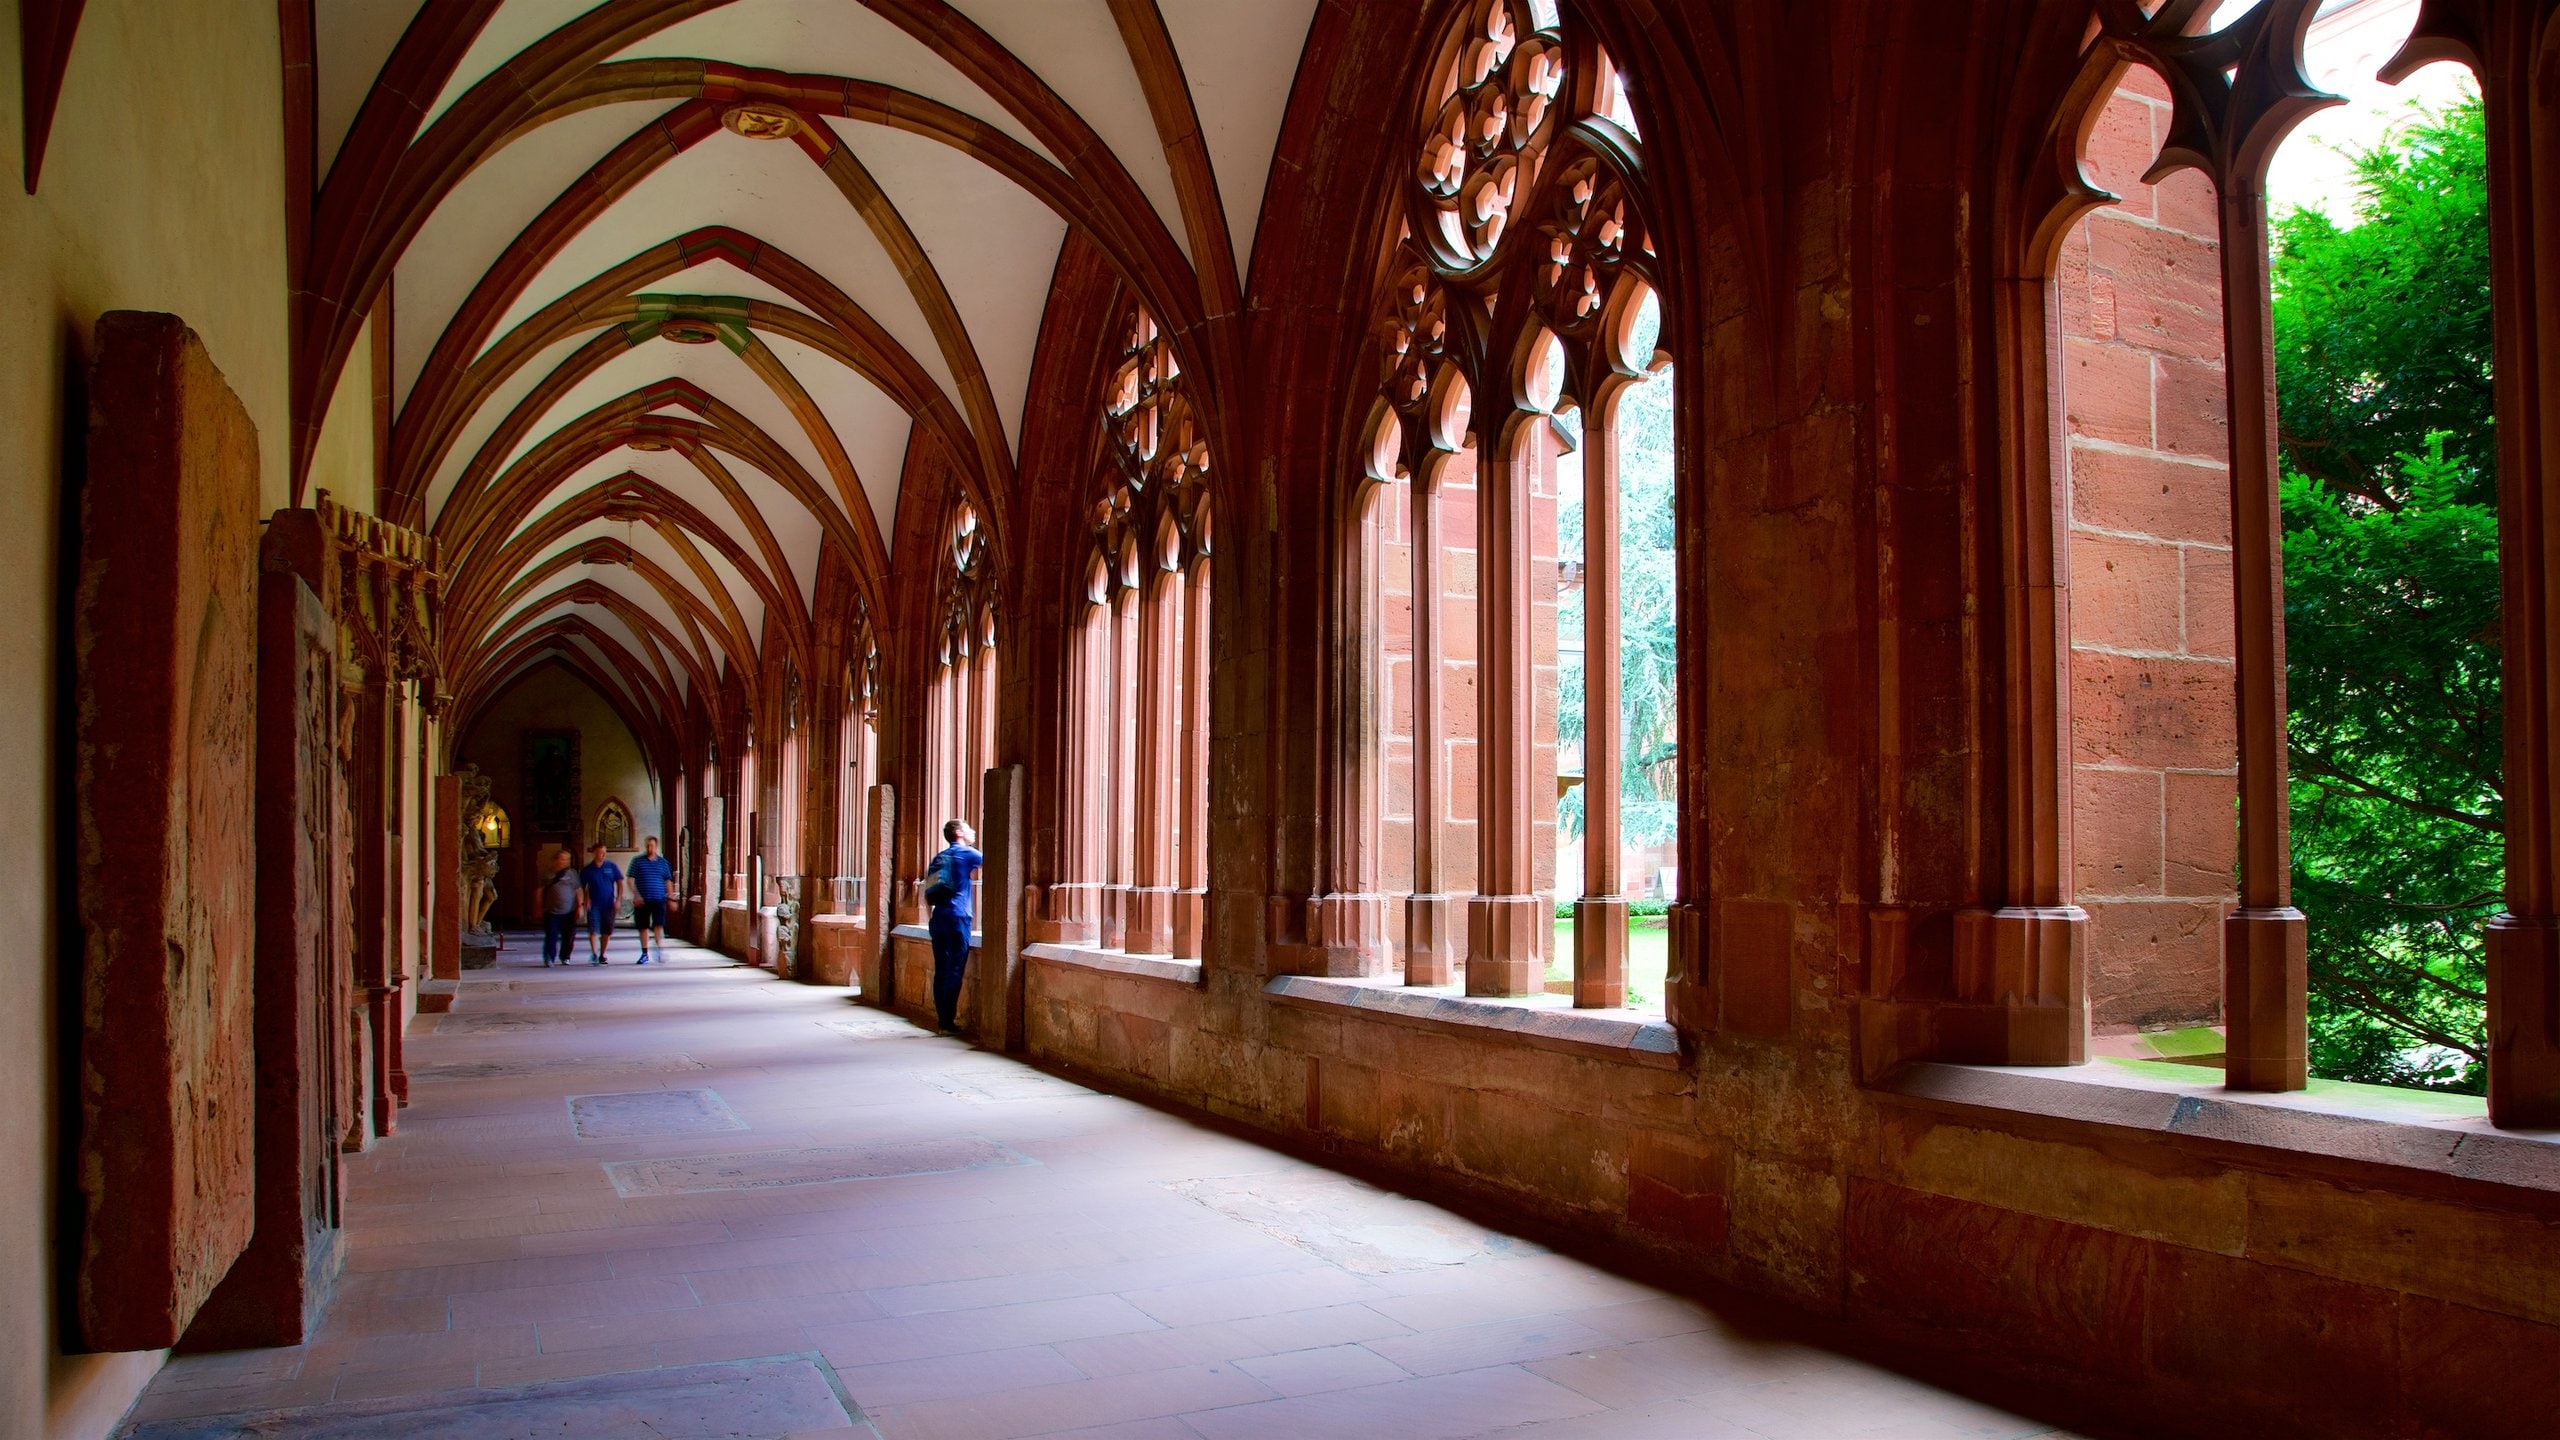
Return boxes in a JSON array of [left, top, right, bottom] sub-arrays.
[[308, 0, 1317, 740]]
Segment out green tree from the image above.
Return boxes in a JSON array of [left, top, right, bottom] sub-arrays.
[[2274, 95, 2495, 1091]]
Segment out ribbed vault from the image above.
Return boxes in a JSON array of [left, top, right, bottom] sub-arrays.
[[306, 0, 1316, 754]]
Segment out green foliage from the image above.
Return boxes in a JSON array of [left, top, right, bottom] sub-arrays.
[[2275, 95, 2496, 1091], [1558, 367, 1681, 849]]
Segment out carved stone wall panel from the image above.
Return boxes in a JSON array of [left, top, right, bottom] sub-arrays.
[[73, 312, 261, 1350], [186, 561, 344, 1348]]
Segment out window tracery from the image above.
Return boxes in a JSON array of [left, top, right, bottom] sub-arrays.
[[1342, 0, 1674, 1009], [927, 500, 998, 856], [1053, 304, 1213, 958]]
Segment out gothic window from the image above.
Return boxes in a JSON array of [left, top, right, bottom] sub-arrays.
[[1054, 304, 1213, 958], [1344, 0, 1673, 1010], [2036, 0, 2508, 1101], [928, 501, 998, 861]]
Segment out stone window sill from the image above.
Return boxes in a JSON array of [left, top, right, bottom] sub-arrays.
[[1883, 1059, 2560, 1196], [890, 922, 981, 949], [1264, 975, 1680, 1069], [1025, 943, 1205, 985]]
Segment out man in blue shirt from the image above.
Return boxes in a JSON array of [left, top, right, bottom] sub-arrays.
[[626, 836, 675, 965], [578, 843, 625, 965], [924, 818, 985, 1032]]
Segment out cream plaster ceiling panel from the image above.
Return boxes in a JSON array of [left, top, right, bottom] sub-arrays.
[[830, 119, 1069, 453], [609, 0, 1054, 161], [717, 455, 826, 607], [758, 330, 913, 536], [947, 0, 1190, 261], [394, 99, 682, 405], [424, 0, 612, 129], [1161, 0, 1320, 285], [316, 0, 429, 176], [480, 129, 961, 407]]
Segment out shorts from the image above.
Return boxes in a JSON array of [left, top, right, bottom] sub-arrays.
[[633, 899, 667, 930], [586, 910, 615, 939]]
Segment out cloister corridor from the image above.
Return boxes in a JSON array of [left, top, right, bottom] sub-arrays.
[[119, 942, 2087, 1440]]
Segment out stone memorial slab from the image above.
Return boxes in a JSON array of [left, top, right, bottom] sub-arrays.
[[926, 1068, 1102, 1103], [820, 1012, 933, 1040], [120, 1357, 858, 1439], [409, 1052, 704, 1082], [428, 1011, 571, 1034], [1172, 1172, 1546, 1274], [605, 1136, 1031, 1197], [567, 1088, 747, 1139], [74, 311, 260, 1350]]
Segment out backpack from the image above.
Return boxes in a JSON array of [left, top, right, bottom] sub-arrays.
[[923, 855, 957, 909]]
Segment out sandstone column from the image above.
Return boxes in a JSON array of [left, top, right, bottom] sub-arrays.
[[1175, 558, 1212, 958], [1574, 400, 1628, 1007], [1129, 568, 1183, 954], [1408, 456, 1459, 984], [1468, 420, 1547, 995]]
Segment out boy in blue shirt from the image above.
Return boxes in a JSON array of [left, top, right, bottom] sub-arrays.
[[924, 818, 985, 1032], [626, 836, 675, 964], [578, 843, 625, 965]]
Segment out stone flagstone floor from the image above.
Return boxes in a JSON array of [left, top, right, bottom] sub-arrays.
[[119, 933, 2104, 1440]]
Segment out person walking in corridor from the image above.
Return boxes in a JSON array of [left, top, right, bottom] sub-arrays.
[[579, 842, 626, 965], [627, 836, 674, 964], [540, 849, 581, 967], [924, 818, 984, 1032]]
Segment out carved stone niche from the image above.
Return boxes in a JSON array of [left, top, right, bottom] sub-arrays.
[[74, 312, 260, 1350]]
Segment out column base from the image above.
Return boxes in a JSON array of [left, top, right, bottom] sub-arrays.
[[1948, 905, 2090, 1065], [1406, 893, 1459, 986], [1313, 892, 1389, 977], [1664, 902, 1710, 1035], [2224, 906, 2308, 1092], [1032, 882, 1102, 945], [1100, 884, 1128, 951], [1466, 894, 1544, 997], [1573, 896, 1629, 1008], [1126, 885, 1177, 956], [1172, 887, 1206, 959], [2488, 915, 2560, 1127]]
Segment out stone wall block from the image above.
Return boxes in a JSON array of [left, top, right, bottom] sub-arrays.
[[1844, 1180, 2150, 1381], [2070, 652, 2237, 771], [73, 312, 261, 1350], [1627, 1129, 1731, 1250], [2144, 1247, 2402, 1437], [2243, 1173, 2560, 1327], [1877, 1113, 2246, 1253]]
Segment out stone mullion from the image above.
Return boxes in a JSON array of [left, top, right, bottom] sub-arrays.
[[2473, 6, 2560, 1126], [1574, 395, 1628, 1008], [1105, 588, 1140, 949], [1408, 456, 1457, 984], [2212, 159, 2308, 1094], [1321, 486, 1388, 974], [1044, 605, 1105, 944], [1468, 417, 1544, 996], [973, 642, 998, 829], [1175, 555, 1212, 958], [1129, 567, 1183, 954]]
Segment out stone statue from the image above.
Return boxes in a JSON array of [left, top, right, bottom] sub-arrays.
[[457, 765, 502, 965]]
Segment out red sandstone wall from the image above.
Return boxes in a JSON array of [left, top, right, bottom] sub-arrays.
[[2059, 68, 2237, 1031]]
